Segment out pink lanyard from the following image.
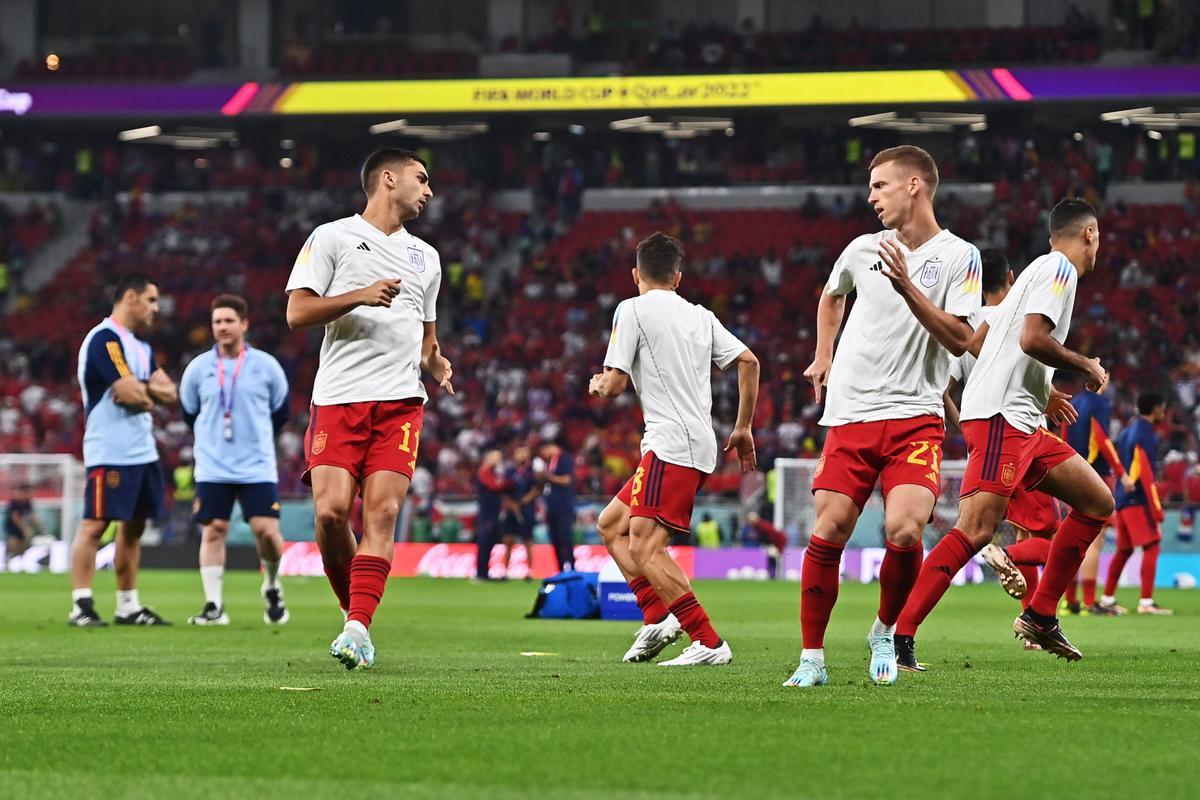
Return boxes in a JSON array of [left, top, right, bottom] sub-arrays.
[[214, 344, 248, 420], [108, 316, 149, 379]]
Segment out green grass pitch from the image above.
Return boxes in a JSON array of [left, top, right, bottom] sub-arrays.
[[1, 571, 1197, 799]]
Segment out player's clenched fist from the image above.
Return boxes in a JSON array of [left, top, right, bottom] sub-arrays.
[[1083, 356, 1107, 393], [356, 278, 403, 308]]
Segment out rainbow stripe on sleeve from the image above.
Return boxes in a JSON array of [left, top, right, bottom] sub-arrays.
[[1050, 257, 1073, 296], [963, 248, 982, 297]]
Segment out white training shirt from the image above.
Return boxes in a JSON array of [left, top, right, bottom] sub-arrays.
[[286, 214, 440, 405], [603, 290, 747, 474], [961, 251, 1079, 434], [821, 229, 981, 426], [947, 305, 996, 386]]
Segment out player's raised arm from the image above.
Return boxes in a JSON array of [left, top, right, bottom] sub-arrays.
[[877, 239, 974, 356], [286, 281, 402, 330], [1020, 314, 1107, 391]]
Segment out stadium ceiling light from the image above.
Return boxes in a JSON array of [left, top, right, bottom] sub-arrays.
[[532, 131, 551, 141], [1099, 107, 1155, 122], [847, 111, 985, 132], [162, 136, 223, 149], [610, 116, 653, 130], [1102, 107, 1200, 129], [117, 125, 162, 141], [610, 116, 733, 135], [1147, 130, 1164, 140], [368, 119, 409, 134]]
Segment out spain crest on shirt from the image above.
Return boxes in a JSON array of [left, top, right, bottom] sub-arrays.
[[920, 258, 942, 288], [408, 247, 426, 273]]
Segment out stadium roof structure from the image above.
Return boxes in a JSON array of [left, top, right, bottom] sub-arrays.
[[2, 64, 1199, 119]]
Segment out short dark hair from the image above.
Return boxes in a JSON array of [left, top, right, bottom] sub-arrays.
[[980, 248, 1010, 296], [1049, 198, 1098, 237], [636, 232, 684, 284], [1137, 392, 1165, 415], [112, 272, 155, 304], [210, 293, 248, 319], [869, 145, 940, 197], [361, 148, 427, 196]]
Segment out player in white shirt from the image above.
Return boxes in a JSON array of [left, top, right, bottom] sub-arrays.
[[895, 198, 1114, 662], [939, 250, 1076, 651], [590, 233, 759, 667], [285, 148, 455, 670], [785, 146, 981, 688]]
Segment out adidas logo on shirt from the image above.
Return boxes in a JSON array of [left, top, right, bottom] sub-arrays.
[[356, 242, 371, 252], [870, 261, 884, 272]]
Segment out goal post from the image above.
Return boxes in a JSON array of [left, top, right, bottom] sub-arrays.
[[773, 457, 968, 548], [0, 454, 86, 544]]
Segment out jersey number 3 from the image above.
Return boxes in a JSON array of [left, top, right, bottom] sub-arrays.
[[630, 466, 646, 507]]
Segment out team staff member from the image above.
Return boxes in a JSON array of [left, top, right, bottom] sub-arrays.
[[180, 294, 291, 626], [69, 272, 177, 627]]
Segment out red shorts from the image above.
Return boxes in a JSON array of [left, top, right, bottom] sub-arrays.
[[812, 415, 945, 509], [1005, 484, 1061, 536], [1116, 504, 1160, 548], [617, 451, 706, 532], [303, 399, 424, 485], [961, 416, 1076, 499]]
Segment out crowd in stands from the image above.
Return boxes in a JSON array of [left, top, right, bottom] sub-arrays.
[[2, 131, 1200, 513], [2, 122, 1197, 206]]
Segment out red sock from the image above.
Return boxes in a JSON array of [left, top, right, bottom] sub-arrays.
[[877, 540, 923, 627], [347, 554, 391, 628], [1031, 511, 1107, 617], [667, 592, 721, 648], [628, 576, 669, 624], [1139, 542, 1160, 600], [1018, 565, 1039, 610], [1104, 548, 1133, 597], [1082, 577, 1098, 607], [896, 529, 978, 637], [1064, 573, 1079, 606], [800, 535, 844, 648], [323, 558, 353, 612], [1006, 537, 1051, 566]]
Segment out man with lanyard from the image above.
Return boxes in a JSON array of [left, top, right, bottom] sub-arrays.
[[179, 294, 291, 625], [69, 272, 177, 627], [538, 439, 577, 572]]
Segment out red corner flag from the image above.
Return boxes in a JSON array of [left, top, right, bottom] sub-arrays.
[[1088, 418, 1125, 477], [1129, 445, 1165, 522]]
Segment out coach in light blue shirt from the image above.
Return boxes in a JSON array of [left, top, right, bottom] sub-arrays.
[[179, 294, 291, 627], [69, 272, 178, 628]]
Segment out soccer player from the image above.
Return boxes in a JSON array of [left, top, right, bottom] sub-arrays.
[[5, 483, 42, 557], [1100, 392, 1173, 615], [501, 444, 538, 580], [474, 449, 509, 581], [1063, 383, 1118, 615], [69, 272, 177, 626], [893, 198, 1114, 664], [591, 232, 758, 666], [942, 250, 1073, 641], [179, 294, 291, 626], [537, 439, 576, 572], [285, 147, 453, 669], [784, 146, 981, 688]]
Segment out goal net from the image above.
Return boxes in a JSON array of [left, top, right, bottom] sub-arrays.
[[0, 454, 86, 543], [773, 457, 970, 549]]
